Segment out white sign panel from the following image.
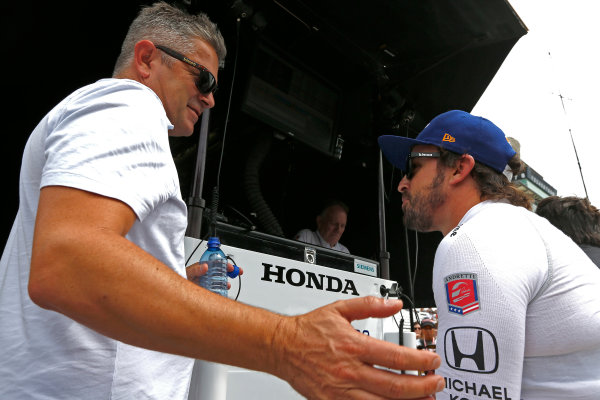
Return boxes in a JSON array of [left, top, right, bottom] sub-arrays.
[[184, 236, 405, 400]]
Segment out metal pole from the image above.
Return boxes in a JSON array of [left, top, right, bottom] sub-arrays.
[[186, 108, 211, 239], [567, 127, 589, 198], [378, 151, 391, 279]]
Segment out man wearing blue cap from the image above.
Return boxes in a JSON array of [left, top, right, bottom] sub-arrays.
[[379, 110, 600, 400]]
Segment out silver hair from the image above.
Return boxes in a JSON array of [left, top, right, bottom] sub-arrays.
[[112, 1, 226, 76]]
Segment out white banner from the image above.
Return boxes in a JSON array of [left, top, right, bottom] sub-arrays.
[[184, 236, 408, 399]]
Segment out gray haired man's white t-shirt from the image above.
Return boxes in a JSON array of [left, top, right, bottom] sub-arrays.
[[0, 79, 193, 399]]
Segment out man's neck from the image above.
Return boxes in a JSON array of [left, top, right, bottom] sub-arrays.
[[438, 182, 482, 236]]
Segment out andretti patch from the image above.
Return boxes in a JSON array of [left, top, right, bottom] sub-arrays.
[[444, 273, 479, 315]]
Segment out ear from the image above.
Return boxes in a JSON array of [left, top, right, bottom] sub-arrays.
[[449, 154, 475, 185], [132, 40, 159, 79]]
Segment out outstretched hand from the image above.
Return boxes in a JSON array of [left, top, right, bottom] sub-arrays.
[[186, 262, 243, 289], [272, 296, 444, 399]]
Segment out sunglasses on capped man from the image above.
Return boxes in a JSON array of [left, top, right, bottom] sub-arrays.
[[155, 44, 218, 95], [405, 151, 440, 180]]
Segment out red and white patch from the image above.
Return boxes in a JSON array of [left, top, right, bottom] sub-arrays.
[[444, 273, 479, 315]]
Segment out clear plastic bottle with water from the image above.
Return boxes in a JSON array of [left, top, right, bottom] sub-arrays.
[[198, 237, 228, 297]]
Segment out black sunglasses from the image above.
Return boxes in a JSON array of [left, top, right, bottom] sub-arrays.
[[405, 151, 440, 180], [155, 44, 218, 95]]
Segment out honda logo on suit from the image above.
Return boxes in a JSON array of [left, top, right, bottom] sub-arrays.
[[444, 327, 499, 374]]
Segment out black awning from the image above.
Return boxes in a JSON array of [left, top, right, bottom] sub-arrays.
[[226, 0, 527, 133]]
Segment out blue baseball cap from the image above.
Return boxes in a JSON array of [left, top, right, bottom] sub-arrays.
[[378, 110, 515, 173]]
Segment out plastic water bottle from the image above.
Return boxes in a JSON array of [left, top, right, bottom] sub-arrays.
[[198, 237, 228, 297]]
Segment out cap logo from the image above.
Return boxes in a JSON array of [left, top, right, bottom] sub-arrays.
[[442, 133, 456, 143]]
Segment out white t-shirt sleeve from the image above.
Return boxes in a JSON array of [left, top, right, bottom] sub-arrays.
[[41, 81, 176, 222], [294, 229, 313, 243]]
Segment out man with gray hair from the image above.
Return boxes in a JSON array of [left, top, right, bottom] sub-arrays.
[[295, 199, 351, 253], [0, 2, 444, 399]]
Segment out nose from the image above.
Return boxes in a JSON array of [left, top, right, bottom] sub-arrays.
[[398, 174, 409, 193], [199, 91, 216, 109]]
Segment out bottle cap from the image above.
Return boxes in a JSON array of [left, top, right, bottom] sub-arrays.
[[207, 236, 221, 247]]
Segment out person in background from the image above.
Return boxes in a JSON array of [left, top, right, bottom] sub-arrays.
[[417, 318, 437, 351], [417, 318, 438, 377], [0, 2, 445, 399], [535, 195, 600, 267], [378, 109, 600, 400], [295, 199, 350, 253], [413, 321, 422, 340]]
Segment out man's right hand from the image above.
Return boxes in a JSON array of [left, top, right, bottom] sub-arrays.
[[272, 296, 444, 399]]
